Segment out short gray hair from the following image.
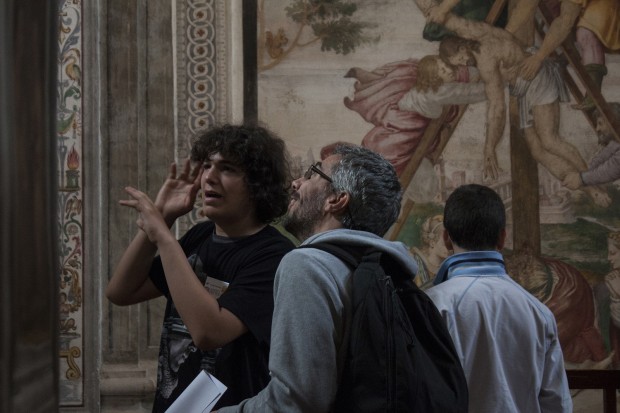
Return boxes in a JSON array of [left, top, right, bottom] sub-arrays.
[[329, 145, 402, 236]]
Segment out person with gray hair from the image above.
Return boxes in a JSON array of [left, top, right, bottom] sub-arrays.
[[216, 144, 420, 412], [563, 102, 620, 190]]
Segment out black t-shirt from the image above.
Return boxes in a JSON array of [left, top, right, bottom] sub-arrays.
[[148, 221, 295, 412]]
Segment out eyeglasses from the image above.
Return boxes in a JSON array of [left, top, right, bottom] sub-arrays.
[[303, 162, 332, 183], [302, 162, 357, 228]]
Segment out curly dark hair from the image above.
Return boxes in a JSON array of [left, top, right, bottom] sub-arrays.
[[190, 123, 292, 224]]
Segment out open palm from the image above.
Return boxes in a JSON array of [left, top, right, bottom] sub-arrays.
[[154, 159, 203, 225]]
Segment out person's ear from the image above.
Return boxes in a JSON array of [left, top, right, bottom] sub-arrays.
[[497, 229, 506, 251], [443, 229, 453, 252], [326, 191, 350, 216]]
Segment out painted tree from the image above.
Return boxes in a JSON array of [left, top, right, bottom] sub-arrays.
[[258, 0, 379, 71]]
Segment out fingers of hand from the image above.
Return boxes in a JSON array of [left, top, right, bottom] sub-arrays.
[[119, 199, 140, 209], [124, 186, 151, 202], [125, 185, 146, 195], [192, 165, 204, 185], [190, 161, 203, 180], [121, 187, 158, 215], [121, 188, 143, 207], [180, 157, 192, 179]]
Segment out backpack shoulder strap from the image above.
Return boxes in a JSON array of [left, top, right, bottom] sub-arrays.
[[300, 241, 407, 277], [298, 242, 368, 269]]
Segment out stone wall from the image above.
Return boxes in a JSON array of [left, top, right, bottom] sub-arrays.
[[61, 0, 241, 411]]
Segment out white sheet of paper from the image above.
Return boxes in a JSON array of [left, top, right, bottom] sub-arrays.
[[204, 277, 229, 299], [165, 370, 227, 413]]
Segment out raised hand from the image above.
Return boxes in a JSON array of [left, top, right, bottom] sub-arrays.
[[120, 186, 176, 246], [153, 159, 203, 226]]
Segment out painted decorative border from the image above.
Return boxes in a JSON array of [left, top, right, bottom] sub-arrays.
[[174, 0, 227, 233], [57, 0, 84, 406]]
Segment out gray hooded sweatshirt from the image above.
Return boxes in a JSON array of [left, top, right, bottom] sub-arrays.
[[219, 228, 418, 413]]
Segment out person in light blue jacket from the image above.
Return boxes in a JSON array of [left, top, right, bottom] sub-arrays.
[[427, 183, 572, 413], [217, 144, 419, 412]]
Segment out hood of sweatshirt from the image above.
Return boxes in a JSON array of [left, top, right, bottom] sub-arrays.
[[300, 228, 418, 280]]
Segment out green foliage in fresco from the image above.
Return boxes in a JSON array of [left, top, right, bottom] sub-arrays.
[[572, 185, 620, 223], [285, 0, 379, 55], [541, 219, 609, 272], [396, 202, 444, 247], [260, 0, 380, 71], [395, 186, 620, 276], [540, 186, 620, 275]]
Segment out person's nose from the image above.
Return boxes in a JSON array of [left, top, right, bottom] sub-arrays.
[[291, 177, 302, 191], [202, 167, 218, 184]]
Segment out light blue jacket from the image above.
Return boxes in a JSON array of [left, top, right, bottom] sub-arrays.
[[219, 229, 417, 413], [427, 251, 572, 413]]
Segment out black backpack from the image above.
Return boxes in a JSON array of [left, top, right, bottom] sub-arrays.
[[302, 242, 468, 413]]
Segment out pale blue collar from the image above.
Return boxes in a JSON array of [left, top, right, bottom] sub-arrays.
[[434, 251, 506, 285]]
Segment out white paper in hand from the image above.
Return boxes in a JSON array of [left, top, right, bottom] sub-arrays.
[[165, 370, 227, 413]]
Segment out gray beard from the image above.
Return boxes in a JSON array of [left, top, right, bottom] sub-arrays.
[[282, 195, 325, 242]]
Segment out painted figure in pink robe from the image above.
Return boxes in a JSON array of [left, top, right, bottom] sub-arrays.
[[343, 57, 475, 175]]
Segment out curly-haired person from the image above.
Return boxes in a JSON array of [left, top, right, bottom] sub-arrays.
[[106, 123, 296, 412]]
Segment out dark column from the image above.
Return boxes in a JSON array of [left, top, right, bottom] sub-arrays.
[[0, 0, 59, 412], [243, 0, 258, 122]]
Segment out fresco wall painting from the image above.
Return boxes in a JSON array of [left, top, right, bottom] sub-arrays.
[[257, 0, 620, 396]]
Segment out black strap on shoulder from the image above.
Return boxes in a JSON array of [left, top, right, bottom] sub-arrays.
[[299, 242, 368, 269], [299, 241, 410, 283]]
